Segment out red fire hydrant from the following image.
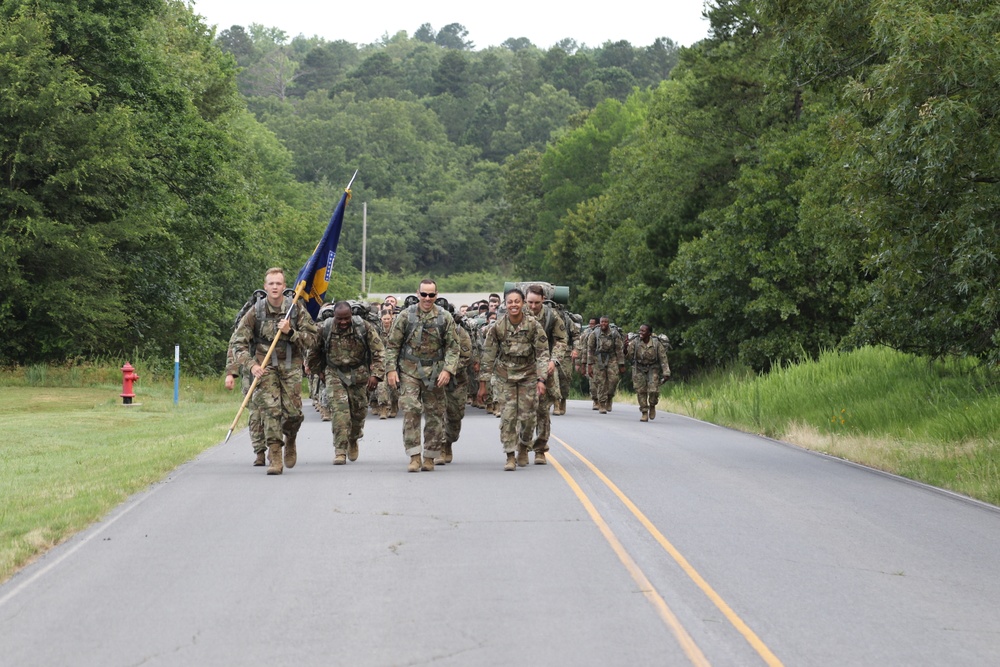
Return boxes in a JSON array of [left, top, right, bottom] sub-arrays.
[[121, 362, 139, 405]]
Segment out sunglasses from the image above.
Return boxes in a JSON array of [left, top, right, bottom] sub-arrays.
[[419, 291, 437, 298]]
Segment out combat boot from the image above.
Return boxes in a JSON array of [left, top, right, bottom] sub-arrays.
[[283, 433, 297, 469], [592, 400, 599, 411], [253, 450, 266, 466], [421, 455, 435, 472], [444, 443, 453, 463], [516, 445, 529, 467], [649, 405, 656, 420], [407, 454, 421, 472], [534, 450, 547, 465], [433, 453, 446, 466], [504, 453, 516, 471], [348, 440, 359, 462], [379, 406, 388, 420], [334, 451, 347, 465], [640, 410, 648, 422], [599, 402, 607, 414], [607, 400, 613, 412], [267, 443, 283, 475]]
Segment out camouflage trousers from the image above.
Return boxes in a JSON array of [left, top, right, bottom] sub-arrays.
[[632, 367, 663, 413], [498, 377, 538, 454], [445, 380, 468, 445], [591, 364, 620, 407], [250, 365, 304, 447], [324, 372, 368, 454], [588, 365, 599, 400], [534, 371, 560, 452], [557, 357, 572, 402], [376, 379, 399, 414], [241, 374, 265, 454], [398, 374, 447, 457]]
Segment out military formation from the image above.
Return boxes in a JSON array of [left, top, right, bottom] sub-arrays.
[[225, 271, 671, 475]]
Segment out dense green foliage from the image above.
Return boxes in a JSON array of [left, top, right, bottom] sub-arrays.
[[4, 0, 999, 376], [522, 0, 1000, 372]]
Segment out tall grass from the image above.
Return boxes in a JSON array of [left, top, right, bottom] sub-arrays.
[[661, 347, 1000, 504]]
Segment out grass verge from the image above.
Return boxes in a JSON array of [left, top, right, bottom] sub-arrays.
[[660, 346, 1000, 505], [0, 368, 243, 584]]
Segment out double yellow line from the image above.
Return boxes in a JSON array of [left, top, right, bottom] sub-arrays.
[[549, 436, 784, 667]]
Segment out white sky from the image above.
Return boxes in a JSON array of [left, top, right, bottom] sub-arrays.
[[188, 0, 712, 49]]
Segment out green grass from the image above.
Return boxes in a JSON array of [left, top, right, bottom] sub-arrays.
[[660, 346, 1000, 505], [0, 367, 245, 583]]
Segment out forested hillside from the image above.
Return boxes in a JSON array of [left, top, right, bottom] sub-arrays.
[[3, 0, 998, 377]]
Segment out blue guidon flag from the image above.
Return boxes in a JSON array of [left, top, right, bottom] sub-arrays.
[[293, 188, 351, 319]]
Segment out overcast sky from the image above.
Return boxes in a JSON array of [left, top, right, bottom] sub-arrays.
[[188, 0, 712, 49]]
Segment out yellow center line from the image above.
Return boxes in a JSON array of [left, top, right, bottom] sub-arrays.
[[552, 435, 785, 667], [547, 452, 712, 667]]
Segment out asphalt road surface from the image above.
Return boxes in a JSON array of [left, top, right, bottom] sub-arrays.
[[2, 399, 999, 666]]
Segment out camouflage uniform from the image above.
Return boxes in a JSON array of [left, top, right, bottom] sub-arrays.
[[578, 324, 600, 408], [587, 324, 624, 413], [480, 314, 550, 457], [225, 343, 265, 459], [385, 304, 461, 460], [555, 312, 580, 414], [231, 296, 318, 468], [440, 322, 475, 463], [629, 335, 671, 420], [533, 305, 568, 454], [307, 316, 386, 462], [375, 319, 399, 417]]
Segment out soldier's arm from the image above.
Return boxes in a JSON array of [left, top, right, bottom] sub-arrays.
[[550, 313, 569, 360], [231, 311, 256, 372], [367, 323, 387, 380], [290, 308, 318, 353], [534, 324, 551, 379], [441, 316, 461, 376]]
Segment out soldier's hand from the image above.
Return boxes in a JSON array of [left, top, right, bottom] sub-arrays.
[[251, 364, 266, 378], [224, 375, 235, 391], [536, 379, 546, 397], [278, 318, 292, 335], [367, 375, 379, 392], [619, 365, 626, 374], [476, 382, 487, 404], [387, 370, 399, 389], [436, 370, 452, 388]]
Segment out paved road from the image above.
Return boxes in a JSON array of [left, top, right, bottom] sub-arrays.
[[2, 400, 999, 666]]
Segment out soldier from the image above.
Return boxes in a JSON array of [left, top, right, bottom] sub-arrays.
[[375, 308, 399, 418], [587, 316, 625, 415], [578, 317, 600, 410], [629, 324, 672, 422], [524, 284, 568, 465], [385, 279, 461, 472], [306, 301, 385, 464], [436, 308, 476, 465], [231, 267, 318, 475], [477, 288, 550, 471]]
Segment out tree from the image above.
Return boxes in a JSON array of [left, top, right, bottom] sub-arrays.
[[435, 23, 473, 50]]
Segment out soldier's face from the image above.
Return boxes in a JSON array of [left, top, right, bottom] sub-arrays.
[[525, 293, 544, 317], [506, 293, 523, 318], [334, 308, 352, 330], [264, 272, 285, 304], [381, 313, 393, 329], [589, 319, 598, 329], [418, 283, 437, 313], [639, 325, 651, 342], [600, 318, 610, 332]]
